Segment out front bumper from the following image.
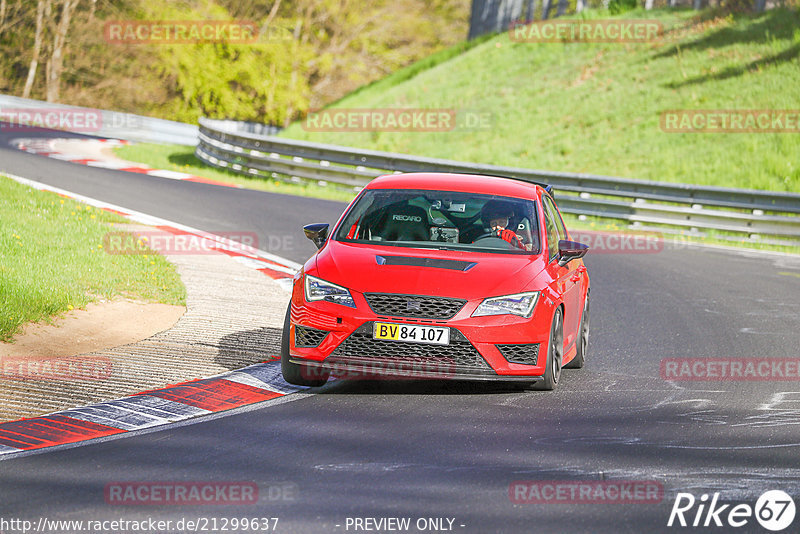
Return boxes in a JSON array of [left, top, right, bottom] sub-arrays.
[[289, 296, 552, 380]]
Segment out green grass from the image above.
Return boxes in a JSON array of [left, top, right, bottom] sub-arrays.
[[331, 33, 497, 106], [113, 143, 359, 203], [0, 175, 186, 342], [280, 7, 800, 193], [117, 8, 800, 195]]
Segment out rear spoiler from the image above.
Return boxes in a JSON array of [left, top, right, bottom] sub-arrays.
[[449, 171, 553, 195], [497, 174, 553, 195]]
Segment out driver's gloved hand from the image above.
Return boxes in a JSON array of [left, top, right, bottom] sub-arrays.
[[496, 228, 525, 249]]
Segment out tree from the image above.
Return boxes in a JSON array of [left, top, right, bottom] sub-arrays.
[[46, 0, 80, 102], [22, 0, 47, 99], [542, 0, 553, 19], [525, 0, 535, 21]]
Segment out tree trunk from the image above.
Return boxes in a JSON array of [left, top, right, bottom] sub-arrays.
[[525, 0, 535, 22], [468, 0, 491, 39], [754, 0, 766, 10], [576, 0, 586, 13], [693, 0, 702, 9], [542, 0, 552, 19], [556, 0, 568, 16], [22, 0, 46, 99], [499, 0, 524, 30], [259, 0, 282, 40], [645, 0, 654, 9], [46, 0, 79, 103]]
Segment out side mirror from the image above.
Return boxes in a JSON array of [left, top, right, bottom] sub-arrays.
[[557, 239, 588, 267], [304, 223, 330, 250]]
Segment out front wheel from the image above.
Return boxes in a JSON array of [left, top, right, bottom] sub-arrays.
[[533, 307, 564, 391], [280, 306, 329, 387]]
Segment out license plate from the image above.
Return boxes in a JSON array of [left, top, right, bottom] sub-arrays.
[[373, 322, 450, 345]]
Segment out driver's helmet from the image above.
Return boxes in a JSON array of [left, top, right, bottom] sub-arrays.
[[481, 199, 515, 229]]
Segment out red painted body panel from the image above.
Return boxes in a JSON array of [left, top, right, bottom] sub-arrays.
[[289, 173, 590, 380], [368, 172, 542, 199], [316, 242, 545, 298]]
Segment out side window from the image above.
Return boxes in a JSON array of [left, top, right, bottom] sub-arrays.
[[545, 195, 568, 243], [542, 198, 559, 260]]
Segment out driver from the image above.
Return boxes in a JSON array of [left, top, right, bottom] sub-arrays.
[[479, 200, 527, 250]]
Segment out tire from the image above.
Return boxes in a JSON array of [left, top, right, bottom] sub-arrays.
[[281, 306, 329, 387], [533, 307, 564, 391], [564, 293, 589, 369]]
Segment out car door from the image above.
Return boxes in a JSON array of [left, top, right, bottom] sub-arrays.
[[542, 193, 582, 351]]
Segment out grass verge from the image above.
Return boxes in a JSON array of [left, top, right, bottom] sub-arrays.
[[0, 175, 186, 343], [281, 7, 800, 193]]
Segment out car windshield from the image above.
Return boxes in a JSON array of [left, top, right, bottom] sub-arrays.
[[335, 189, 540, 254]]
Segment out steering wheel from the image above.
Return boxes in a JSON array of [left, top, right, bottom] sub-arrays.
[[472, 231, 499, 241], [472, 231, 526, 250]]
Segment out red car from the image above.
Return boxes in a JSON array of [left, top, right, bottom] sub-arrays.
[[281, 172, 590, 390]]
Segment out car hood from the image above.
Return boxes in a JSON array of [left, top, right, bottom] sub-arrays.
[[313, 242, 545, 299]]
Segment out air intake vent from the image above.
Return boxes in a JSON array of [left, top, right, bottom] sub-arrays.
[[295, 326, 329, 348], [376, 255, 477, 271], [364, 293, 466, 320], [497, 343, 540, 365]]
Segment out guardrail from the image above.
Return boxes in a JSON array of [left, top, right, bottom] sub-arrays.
[[197, 117, 800, 247], [0, 94, 197, 146]]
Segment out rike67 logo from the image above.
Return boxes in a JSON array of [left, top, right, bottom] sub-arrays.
[[668, 490, 796, 531]]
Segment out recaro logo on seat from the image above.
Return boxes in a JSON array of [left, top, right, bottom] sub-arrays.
[[392, 215, 422, 222]]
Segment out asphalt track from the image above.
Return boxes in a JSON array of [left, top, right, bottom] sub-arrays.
[[2, 126, 800, 533]]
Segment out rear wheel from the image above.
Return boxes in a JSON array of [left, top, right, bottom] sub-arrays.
[[281, 306, 329, 387], [533, 307, 563, 391], [564, 294, 589, 369]]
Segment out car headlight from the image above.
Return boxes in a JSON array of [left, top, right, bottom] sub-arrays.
[[304, 275, 356, 308], [472, 291, 539, 318]]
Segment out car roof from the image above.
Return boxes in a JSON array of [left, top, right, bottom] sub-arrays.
[[366, 172, 547, 200]]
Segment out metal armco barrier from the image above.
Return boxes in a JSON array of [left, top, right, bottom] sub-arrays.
[[196, 117, 800, 247], [0, 94, 198, 146]]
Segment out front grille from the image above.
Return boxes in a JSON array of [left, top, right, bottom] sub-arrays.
[[327, 323, 494, 374], [364, 293, 466, 320], [497, 343, 540, 365], [295, 326, 329, 348]]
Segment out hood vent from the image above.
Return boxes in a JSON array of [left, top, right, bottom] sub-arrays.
[[375, 255, 477, 272]]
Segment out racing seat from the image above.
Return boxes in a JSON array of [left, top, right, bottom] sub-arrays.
[[374, 205, 430, 242], [515, 217, 538, 250]]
